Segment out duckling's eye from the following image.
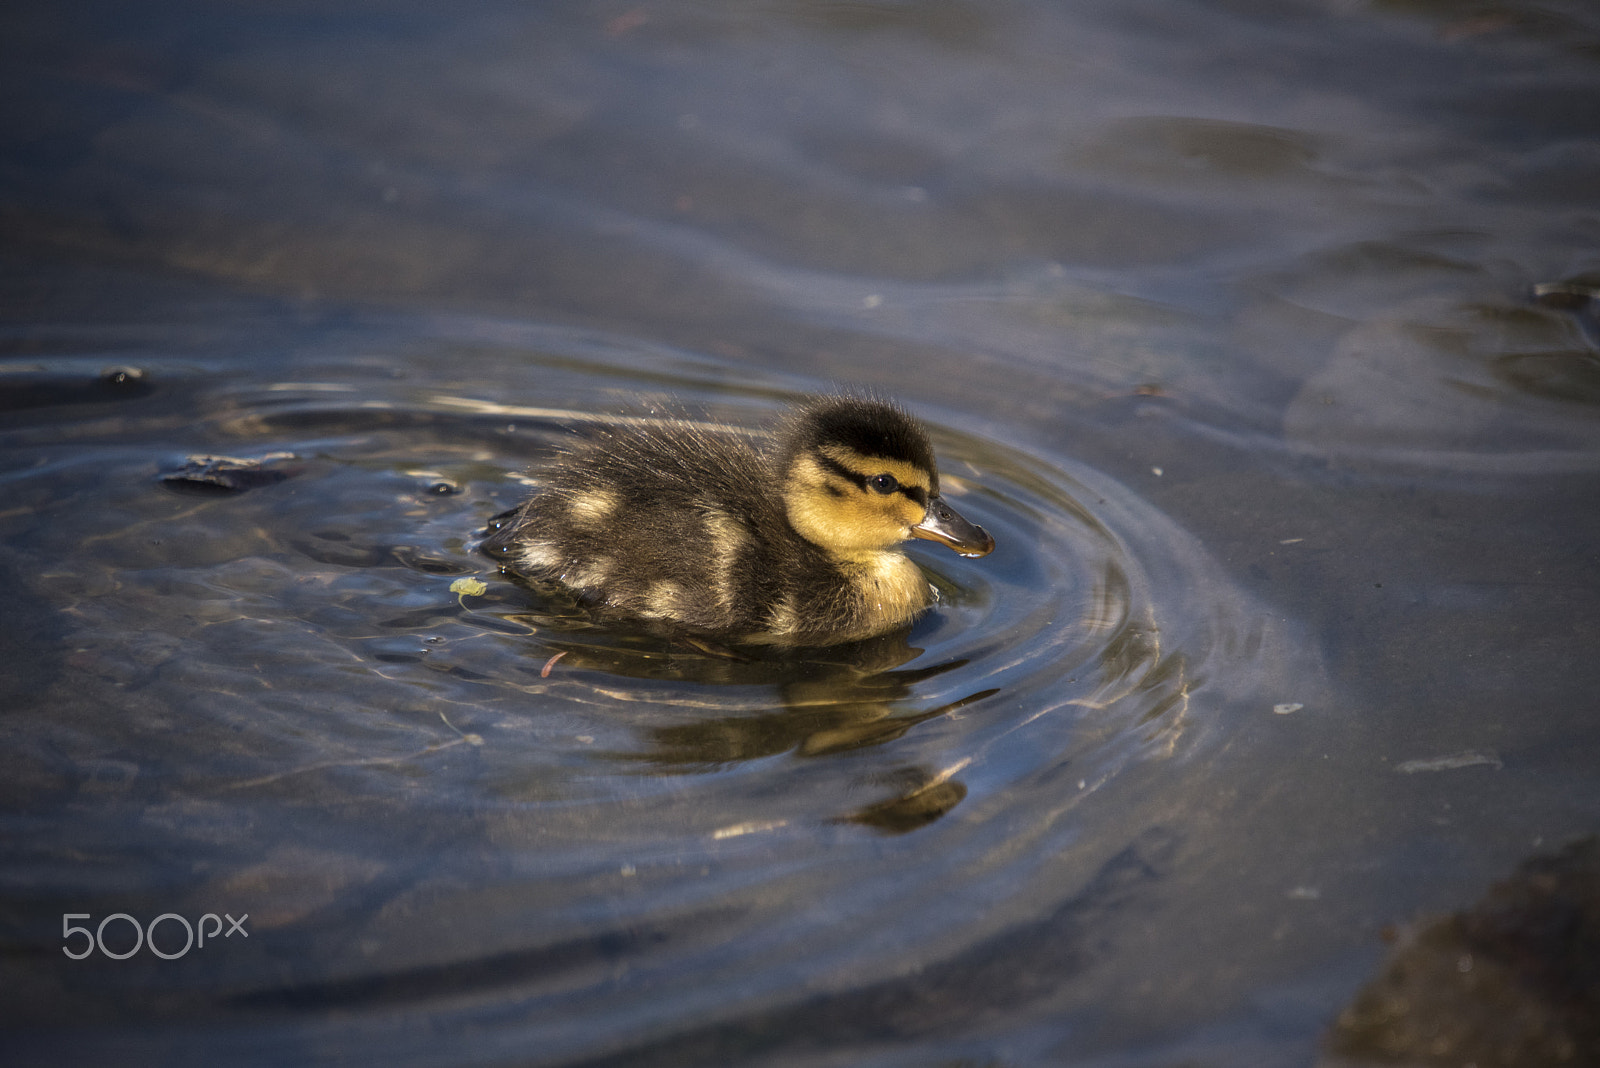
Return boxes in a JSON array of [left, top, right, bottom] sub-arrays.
[[869, 473, 899, 495]]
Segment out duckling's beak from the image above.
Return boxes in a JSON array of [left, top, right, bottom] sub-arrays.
[[911, 494, 995, 558]]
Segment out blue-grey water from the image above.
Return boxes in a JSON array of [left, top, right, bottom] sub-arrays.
[[3, 2, 1599, 1065]]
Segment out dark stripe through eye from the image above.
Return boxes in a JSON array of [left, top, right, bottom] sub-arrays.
[[816, 452, 867, 490], [816, 453, 926, 505]]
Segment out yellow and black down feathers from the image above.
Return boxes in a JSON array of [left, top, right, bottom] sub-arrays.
[[492, 396, 992, 645]]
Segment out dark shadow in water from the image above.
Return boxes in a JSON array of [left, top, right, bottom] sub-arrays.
[[839, 768, 970, 835], [486, 575, 1003, 830], [1324, 835, 1600, 1067], [206, 827, 1175, 1064], [1512, 278, 1600, 400], [623, 682, 995, 766], [1491, 350, 1600, 406], [229, 903, 743, 1015], [564, 827, 1181, 1068]]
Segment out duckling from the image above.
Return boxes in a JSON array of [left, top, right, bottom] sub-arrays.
[[490, 395, 993, 645]]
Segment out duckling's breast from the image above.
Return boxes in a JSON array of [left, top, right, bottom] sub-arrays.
[[845, 550, 934, 630]]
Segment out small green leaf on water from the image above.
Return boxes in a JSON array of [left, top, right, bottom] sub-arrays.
[[450, 577, 487, 606]]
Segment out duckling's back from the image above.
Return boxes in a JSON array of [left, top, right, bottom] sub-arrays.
[[504, 421, 842, 640]]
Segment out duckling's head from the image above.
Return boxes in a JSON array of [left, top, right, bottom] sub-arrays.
[[778, 397, 995, 560]]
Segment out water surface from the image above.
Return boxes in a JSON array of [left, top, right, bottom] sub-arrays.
[[3, 1, 1599, 1065]]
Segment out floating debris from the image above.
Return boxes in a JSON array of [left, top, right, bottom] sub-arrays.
[[540, 650, 567, 678], [449, 576, 487, 607], [438, 711, 484, 747], [160, 452, 299, 493], [712, 819, 789, 840], [1395, 750, 1502, 774], [228, 733, 480, 789], [1273, 702, 1305, 715]]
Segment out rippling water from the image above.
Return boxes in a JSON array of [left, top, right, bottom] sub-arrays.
[[3, 314, 1299, 1058], [3, 1, 1599, 1065]]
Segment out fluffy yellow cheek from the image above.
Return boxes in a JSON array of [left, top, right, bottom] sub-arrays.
[[787, 484, 927, 553], [784, 453, 939, 553], [840, 496, 919, 543]]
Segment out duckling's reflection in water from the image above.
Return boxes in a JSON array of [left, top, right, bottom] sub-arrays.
[[515, 623, 997, 833]]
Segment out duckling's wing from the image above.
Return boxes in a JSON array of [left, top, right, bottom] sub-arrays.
[[506, 422, 802, 634]]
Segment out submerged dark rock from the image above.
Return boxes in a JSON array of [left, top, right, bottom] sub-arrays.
[[1325, 836, 1600, 1067]]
